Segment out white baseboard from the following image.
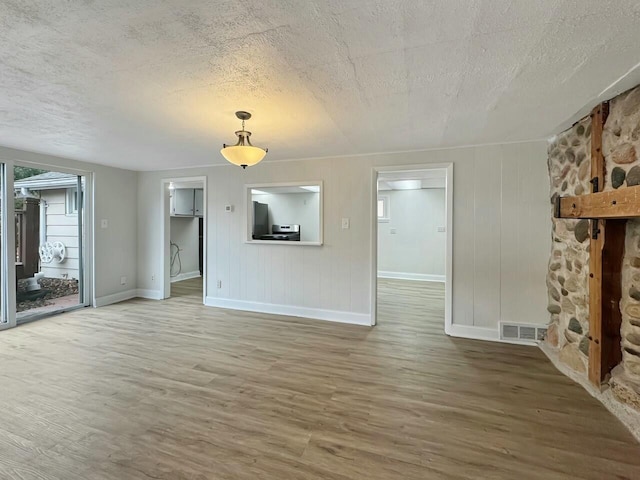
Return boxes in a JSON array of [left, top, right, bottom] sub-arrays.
[[204, 297, 371, 326], [94, 289, 138, 308], [136, 289, 163, 300], [378, 271, 445, 282], [170, 271, 201, 283]]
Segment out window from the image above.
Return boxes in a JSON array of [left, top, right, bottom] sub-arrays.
[[66, 188, 78, 214], [378, 195, 390, 222]]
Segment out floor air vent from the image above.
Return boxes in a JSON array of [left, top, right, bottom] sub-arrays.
[[500, 322, 547, 343]]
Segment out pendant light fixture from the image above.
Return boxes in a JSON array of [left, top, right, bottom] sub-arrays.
[[220, 111, 268, 169]]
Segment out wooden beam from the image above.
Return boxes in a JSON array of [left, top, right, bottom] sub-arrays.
[[556, 101, 627, 387], [587, 101, 611, 388], [556, 185, 640, 219]]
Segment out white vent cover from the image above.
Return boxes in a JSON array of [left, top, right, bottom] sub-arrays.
[[500, 322, 548, 343]]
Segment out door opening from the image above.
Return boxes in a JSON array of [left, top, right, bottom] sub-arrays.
[[371, 164, 453, 330], [161, 177, 206, 303]]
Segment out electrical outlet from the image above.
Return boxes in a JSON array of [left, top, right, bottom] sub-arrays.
[[120, 276, 127, 285], [101, 219, 108, 228], [217, 280, 222, 289], [390, 228, 397, 234], [341, 218, 350, 229], [437, 226, 446, 232], [151, 274, 155, 282]]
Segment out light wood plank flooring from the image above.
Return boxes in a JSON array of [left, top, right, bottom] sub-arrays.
[[0, 277, 638, 479]]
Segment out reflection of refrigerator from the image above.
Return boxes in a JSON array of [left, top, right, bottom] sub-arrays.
[[252, 201, 269, 239]]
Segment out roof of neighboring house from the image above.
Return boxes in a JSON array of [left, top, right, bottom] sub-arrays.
[[14, 172, 79, 191]]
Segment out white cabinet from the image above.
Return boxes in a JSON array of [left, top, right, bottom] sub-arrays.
[[172, 188, 195, 216], [171, 188, 204, 217], [194, 189, 204, 217]]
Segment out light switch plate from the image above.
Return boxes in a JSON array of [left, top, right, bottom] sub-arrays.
[[341, 218, 350, 229]]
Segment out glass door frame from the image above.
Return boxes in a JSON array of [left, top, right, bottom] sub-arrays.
[[0, 162, 16, 329], [1, 159, 94, 327]]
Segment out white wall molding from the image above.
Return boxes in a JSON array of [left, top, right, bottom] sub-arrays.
[[170, 271, 201, 283], [136, 289, 163, 300], [94, 289, 138, 307], [205, 297, 371, 326], [377, 271, 445, 282]]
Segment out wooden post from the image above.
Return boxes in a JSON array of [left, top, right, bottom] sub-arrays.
[[555, 102, 638, 386], [21, 198, 40, 278], [588, 101, 615, 387]]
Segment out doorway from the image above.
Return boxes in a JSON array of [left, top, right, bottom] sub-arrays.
[[371, 164, 453, 330], [12, 164, 91, 323], [160, 177, 206, 303]]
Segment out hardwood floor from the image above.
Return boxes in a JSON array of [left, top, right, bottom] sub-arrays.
[[0, 277, 638, 479]]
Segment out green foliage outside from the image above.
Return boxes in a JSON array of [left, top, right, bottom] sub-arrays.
[[14, 166, 48, 209], [14, 166, 47, 181]]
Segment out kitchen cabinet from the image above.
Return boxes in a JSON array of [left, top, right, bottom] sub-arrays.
[[171, 188, 204, 217], [194, 189, 204, 217], [172, 188, 195, 216]]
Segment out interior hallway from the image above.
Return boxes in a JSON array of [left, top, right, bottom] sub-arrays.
[[0, 278, 637, 479]]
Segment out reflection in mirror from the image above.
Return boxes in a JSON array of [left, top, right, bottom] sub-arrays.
[[247, 183, 322, 244]]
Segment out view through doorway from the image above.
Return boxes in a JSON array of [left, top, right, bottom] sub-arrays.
[[161, 177, 206, 304], [373, 165, 452, 330]]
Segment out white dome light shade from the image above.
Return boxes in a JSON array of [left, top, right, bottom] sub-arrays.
[[220, 111, 268, 169], [220, 144, 267, 168]]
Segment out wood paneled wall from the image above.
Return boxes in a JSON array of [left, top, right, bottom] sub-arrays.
[[137, 141, 550, 330]]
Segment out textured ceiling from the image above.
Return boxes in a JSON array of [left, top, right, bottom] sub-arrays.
[[1, 1, 640, 170]]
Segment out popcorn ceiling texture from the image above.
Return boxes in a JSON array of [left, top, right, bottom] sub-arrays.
[[546, 85, 640, 413], [1, 1, 640, 170]]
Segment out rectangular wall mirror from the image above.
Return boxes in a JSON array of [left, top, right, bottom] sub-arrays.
[[245, 182, 323, 246]]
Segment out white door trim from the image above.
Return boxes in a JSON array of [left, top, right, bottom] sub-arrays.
[[160, 176, 207, 303], [371, 163, 453, 332]]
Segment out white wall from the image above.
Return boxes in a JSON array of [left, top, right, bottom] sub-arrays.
[[137, 141, 550, 332], [170, 216, 200, 278], [252, 192, 320, 242], [40, 188, 80, 280], [378, 188, 446, 279], [0, 146, 138, 304]]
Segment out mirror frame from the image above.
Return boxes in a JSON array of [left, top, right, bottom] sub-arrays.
[[245, 181, 324, 246]]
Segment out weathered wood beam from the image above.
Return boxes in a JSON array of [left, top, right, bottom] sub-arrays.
[[588, 101, 611, 388], [556, 184, 640, 219]]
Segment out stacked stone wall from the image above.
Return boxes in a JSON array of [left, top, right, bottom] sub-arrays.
[[546, 117, 591, 372], [546, 85, 640, 409]]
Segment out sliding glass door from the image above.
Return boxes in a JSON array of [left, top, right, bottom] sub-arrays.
[[0, 163, 5, 326], [13, 165, 87, 322]]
